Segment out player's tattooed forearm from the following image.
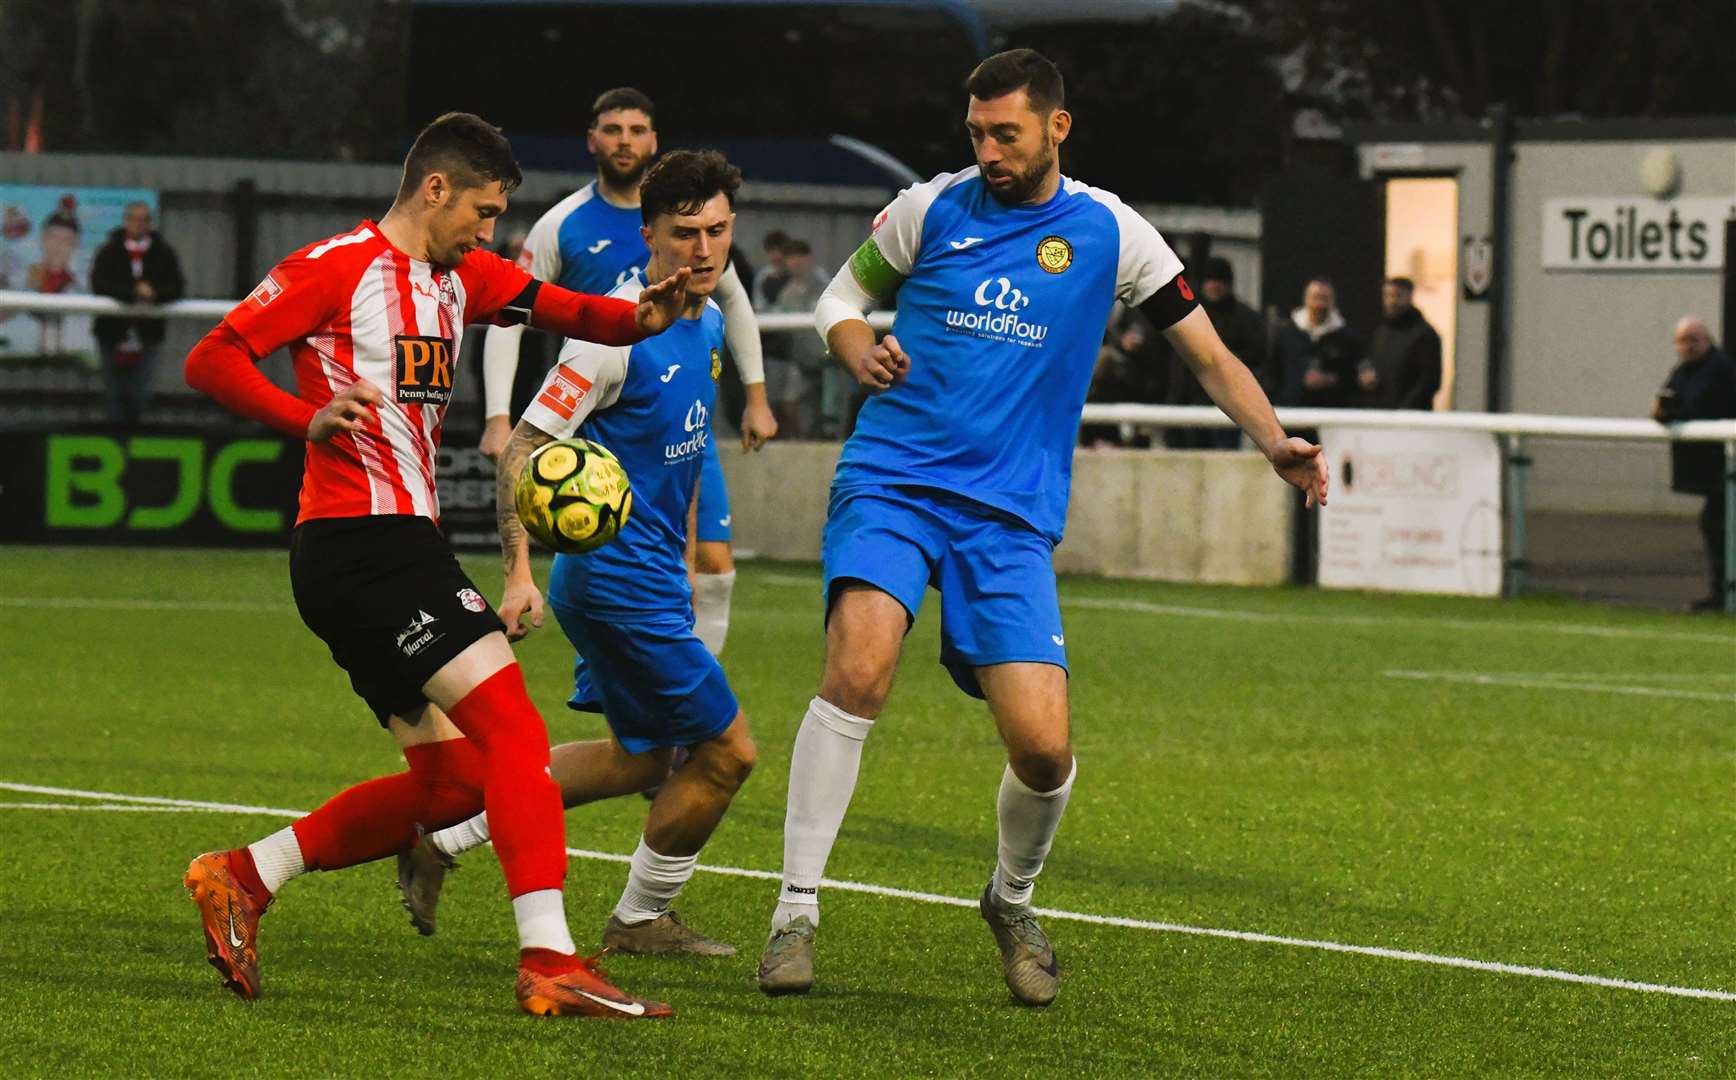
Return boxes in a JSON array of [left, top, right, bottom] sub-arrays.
[[497, 426, 550, 571]]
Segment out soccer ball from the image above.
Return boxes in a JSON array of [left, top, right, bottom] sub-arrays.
[[514, 438, 633, 554]]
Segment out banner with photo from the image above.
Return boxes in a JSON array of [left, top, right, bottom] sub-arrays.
[[0, 184, 160, 363]]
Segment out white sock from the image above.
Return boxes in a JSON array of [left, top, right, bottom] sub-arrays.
[[772, 696, 874, 932], [613, 837, 699, 924], [991, 758, 1076, 908], [428, 812, 491, 858], [512, 888, 577, 954], [693, 570, 736, 656], [247, 826, 306, 895]]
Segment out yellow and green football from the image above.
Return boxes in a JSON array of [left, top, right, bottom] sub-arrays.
[[514, 438, 633, 554]]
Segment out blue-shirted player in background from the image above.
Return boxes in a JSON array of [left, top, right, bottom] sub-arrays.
[[482, 88, 775, 663], [757, 50, 1329, 1006], [407, 151, 756, 958]]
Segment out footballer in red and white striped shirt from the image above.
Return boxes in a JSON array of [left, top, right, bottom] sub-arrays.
[[181, 111, 686, 1019]]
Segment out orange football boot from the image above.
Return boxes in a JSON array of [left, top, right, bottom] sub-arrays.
[[184, 850, 271, 1000], [515, 950, 673, 1019]]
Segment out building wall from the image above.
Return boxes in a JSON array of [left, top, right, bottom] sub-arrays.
[[1361, 131, 1735, 516]]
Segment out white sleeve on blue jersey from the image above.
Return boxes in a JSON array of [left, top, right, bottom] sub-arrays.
[[865, 168, 979, 278], [1079, 184, 1186, 306], [713, 260, 764, 385], [519, 338, 630, 440], [481, 190, 590, 418]]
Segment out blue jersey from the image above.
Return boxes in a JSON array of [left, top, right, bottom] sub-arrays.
[[831, 168, 1185, 542], [521, 273, 726, 617], [521, 182, 648, 296]]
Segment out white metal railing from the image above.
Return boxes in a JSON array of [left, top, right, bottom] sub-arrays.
[[0, 290, 870, 333], [6, 290, 1732, 610]]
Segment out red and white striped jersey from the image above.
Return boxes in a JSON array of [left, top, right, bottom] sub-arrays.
[[224, 221, 530, 525]]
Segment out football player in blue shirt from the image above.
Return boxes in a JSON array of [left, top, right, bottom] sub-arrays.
[[407, 151, 756, 958], [481, 88, 775, 662], [756, 50, 1329, 1006]]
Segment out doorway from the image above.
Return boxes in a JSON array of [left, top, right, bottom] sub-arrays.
[[1383, 177, 1459, 409]]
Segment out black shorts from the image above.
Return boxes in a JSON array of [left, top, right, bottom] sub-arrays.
[[290, 515, 505, 725]]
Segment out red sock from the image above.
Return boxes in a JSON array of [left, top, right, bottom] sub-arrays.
[[290, 738, 487, 873], [520, 947, 581, 975], [443, 663, 567, 896], [227, 846, 272, 905]]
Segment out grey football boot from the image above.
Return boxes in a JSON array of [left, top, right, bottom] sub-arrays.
[[602, 910, 736, 956], [979, 882, 1059, 1006], [395, 832, 457, 937], [757, 915, 817, 995]]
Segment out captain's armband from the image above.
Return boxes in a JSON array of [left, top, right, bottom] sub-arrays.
[[847, 238, 906, 299]]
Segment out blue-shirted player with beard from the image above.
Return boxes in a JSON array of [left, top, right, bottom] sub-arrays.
[[481, 88, 775, 664], [756, 49, 1330, 1006], [408, 151, 757, 958]]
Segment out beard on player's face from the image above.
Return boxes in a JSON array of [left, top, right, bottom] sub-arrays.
[[595, 152, 650, 189], [982, 134, 1055, 206]]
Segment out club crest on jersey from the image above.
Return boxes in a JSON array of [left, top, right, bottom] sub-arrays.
[[710, 347, 722, 382], [393, 334, 454, 405], [1036, 235, 1072, 274]]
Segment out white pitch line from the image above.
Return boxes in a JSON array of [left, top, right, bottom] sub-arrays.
[[1064, 596, 1736, 646], [1384, 670, 1736, 703], [755, 575, 1736, 646], [0, 801, 217, 812], [6, 780, 1732, 1003], [0, 782, 303, 817]]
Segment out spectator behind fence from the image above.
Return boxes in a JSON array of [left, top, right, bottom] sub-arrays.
[[1168, 256, 1264, 449], [768, 238, 840, 437], [1358, 276, 1441, 410], [753, 229, 792, 310], [1081, 306, 1169, 448], [1652, 316, 1736, 611], [1271, 277, 1361, 408], [90, 201, 185, 427]]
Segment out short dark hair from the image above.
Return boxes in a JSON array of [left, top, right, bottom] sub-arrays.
[[591, 87, 655, 128], [1201, 256, 1234, 284], [763, 229, 791, 251], [398, 112, 522, 201], [783, 238, 811, 256], [1385, 275, 1416, 291], [639, 149, 742, 224], [965, 48, 1064, 114]]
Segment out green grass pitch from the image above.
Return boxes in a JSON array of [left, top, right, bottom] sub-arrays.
[[0, 546, 1731, 1077]]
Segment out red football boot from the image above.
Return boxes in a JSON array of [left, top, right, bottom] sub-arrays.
[[184, 850, 271, 1000], [515, 948, 673, 1019]]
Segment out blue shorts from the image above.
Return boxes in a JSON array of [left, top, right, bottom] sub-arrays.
[[549, 603, 738, 754], [696, 439, 731, 543], [821, 484, 1067, 699]]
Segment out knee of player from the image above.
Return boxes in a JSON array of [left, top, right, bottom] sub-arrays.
[[719, 737, 757, 790], [1007, 743, 1073, 792], [823, 661, 893, 717]]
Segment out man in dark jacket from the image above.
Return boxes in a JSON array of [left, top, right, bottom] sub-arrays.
[[1270, 277, 1361, 408], [1168, 256, 1265, 448], [1358, 276, 1441, 410], [90, 202, 185, 427], [1652, 316, 1736, 611]]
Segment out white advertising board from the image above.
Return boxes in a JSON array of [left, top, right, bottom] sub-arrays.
[[1317, 427, 1503, 596]]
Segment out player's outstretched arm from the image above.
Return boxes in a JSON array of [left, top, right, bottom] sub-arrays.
[[496, 422, 555, 640], [1162, 306, 1329, 508]]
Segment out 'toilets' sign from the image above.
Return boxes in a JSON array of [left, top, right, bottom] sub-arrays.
[[1542, 197, 1736, 271]]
